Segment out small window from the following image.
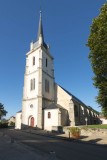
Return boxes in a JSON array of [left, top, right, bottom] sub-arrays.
[[45, 79, 49, 93], [30, 79, 33, 90], [33, 78, 35, 90], [33, 57, 35, 66], [46, 58, 48, 67], [30, 79, 35, 90], [48, 112, 51, 119]]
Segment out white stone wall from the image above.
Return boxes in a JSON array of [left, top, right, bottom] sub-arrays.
[[42, 72, 54, 101], [42, 50, 55, 102], [15, 112, 22, 129], [22, 45, 42, 128], [44, 109, 59, 131], [23, 72, 39, 99], [56, 85, 71, 111], [56, 85, 76, 126], [22, 40, 55, 129], [26, 49, 40, 74], [23, 48, 41, 100], [42, 50, 54, 76], [22, 99, 38, 127]]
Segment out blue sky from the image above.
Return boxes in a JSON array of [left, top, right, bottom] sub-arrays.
[[0, 0, 106, 118]]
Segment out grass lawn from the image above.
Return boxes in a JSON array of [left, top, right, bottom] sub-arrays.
[[86, 124, 107, 129]]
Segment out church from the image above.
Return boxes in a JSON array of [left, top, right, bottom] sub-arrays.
[[15, 12, 99, 131]]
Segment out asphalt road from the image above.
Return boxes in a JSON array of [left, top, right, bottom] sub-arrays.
[[2, 129, 107, 160]]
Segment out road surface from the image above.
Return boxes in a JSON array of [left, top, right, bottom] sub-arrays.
[[1, 129, 107, 160]]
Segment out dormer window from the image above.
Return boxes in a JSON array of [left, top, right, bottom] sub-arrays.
[[33, 57, 35, 66]]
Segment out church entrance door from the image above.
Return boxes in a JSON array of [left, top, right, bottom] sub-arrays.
[[30, 117, 34, 127]]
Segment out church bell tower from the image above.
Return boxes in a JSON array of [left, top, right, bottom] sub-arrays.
[[21, 11, 55, 129]]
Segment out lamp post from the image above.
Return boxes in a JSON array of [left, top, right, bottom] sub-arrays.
[[85, 117, 88, 126]]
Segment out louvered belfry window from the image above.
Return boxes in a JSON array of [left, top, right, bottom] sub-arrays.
[[45, 79, 49, 93], [30, 79, 35, 90]]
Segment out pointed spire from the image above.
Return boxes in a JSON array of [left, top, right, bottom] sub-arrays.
[[37, 11, 44, 43]]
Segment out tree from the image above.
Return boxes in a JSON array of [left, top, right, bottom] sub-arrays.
[[87, 2, 107, 117], [0, 103, 7, 120]]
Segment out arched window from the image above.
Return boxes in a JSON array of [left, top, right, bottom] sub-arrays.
[[48, 112, 51, 119], [33, 57, 35, 66]]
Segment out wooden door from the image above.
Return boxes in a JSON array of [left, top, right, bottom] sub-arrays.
[[30, 117, 34, 127]]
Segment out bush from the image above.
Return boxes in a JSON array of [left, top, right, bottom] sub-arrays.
[[0, 122, 8, 128], [9, 121, 15, 126], [68, 127, 81, 138]]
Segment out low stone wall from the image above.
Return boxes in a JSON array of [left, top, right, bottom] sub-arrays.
[[81, 128, 107, 136], [63, 126, 107, 137]]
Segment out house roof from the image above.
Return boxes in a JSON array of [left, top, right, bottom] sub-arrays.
[[16, 110, 22, 113], [9, 116, 15, 119]]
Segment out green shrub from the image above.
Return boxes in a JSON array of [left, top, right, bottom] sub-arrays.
[[10, 121, 15, 126], [0, 122, 8, 128], [68, 127, 81, 137]]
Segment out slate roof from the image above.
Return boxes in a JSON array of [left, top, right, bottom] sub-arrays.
[[16, 110, 22, 113], [60, 85, 87, 106], [37, 11, 48, 50], [59, 85, 99, 114], [45, 103, 65, 110]]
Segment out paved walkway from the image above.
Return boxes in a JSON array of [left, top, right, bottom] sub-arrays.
[[0, 132, 59, 160]]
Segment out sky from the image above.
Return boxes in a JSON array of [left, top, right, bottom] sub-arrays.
[[0, 0, 106, 119]]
